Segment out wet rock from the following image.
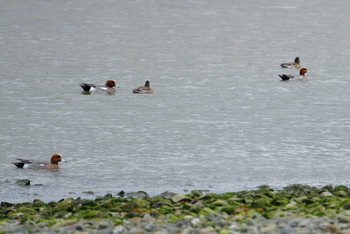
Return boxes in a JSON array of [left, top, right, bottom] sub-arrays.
[[83, 191, 94, 195], [160, 191, 177, 199], [117, 190, 125, 197], [16, 179, 30, 186], [128, 191, 149, 199], [1, 202, 13, 207]]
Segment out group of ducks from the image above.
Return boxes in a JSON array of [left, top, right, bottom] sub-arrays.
[[12, 57, 307, 171], [12, 81, 154, 170], [79, 80, 153, 95], [279, 57, 308, 81], [13, 80, 153, 171]]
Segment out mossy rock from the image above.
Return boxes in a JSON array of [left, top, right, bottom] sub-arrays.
[[219, 193, 235, 200], [17, 206, 37, 215], [333, 185, 349, 193], [341, 200, 350, 210], [156, 205, 174, 215], [125, 198, 150, 211], [220, 206, 236, 215], [201, 193, 221, 201], [271, 195, 289, 206], [53, 198, 76, 212], [212, 199, 230, 207], [199, 207, 215, 216], [32, 199, 45, 207], [79, 210, 105, 219], [283, 184, 318, 196], [334, 190, 348, 198], [98, 198, 122, 210], [251, 197, 270, 208], [188, 190, 203, 198], [150, 196, 173, 207]]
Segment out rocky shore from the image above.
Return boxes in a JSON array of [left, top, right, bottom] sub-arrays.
[[2, 184, 350, 233]]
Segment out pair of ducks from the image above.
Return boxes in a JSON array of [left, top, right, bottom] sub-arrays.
[[279, 57, 308, 81], [79, 80, 153, 94]]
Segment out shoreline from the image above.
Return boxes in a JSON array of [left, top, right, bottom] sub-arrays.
[[1, 184, 350, 233]]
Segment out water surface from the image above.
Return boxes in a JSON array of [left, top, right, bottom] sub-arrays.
[[0, 0, 349, 202]]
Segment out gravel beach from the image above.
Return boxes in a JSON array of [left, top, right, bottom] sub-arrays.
[[2, 184, 350, 233]]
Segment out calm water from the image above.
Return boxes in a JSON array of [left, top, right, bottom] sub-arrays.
[[0, 0, 349, 203]]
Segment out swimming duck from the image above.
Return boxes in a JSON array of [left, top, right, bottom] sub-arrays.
[[280, 57, 301, 68], [133, 80, 153, 94], [279, 67, 308, 81], [13, 153, 66, 171], [79, 80, 117, 94]]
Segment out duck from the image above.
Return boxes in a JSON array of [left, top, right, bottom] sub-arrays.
[[132, 80, 153, 94], [79, 80, 117, 94], [279, 67, 308, 81], [280, 57, 301, 69], [13, 153, 66, 171]]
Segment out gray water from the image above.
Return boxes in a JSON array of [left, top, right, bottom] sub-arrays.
[[0, 0, 349, 203]]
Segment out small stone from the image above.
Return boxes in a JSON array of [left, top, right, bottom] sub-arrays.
[[113, 225, 124, 234], [153, 230, 169, 234], [142, 214, 155, 223], [320, 191, 333, 197], [192, 201, 205, 209], [75, 225, 83, 231], [129, 227, 146, 234], [202, 226, 216, 234], [171, 194, 190, 203], [259, 223, 277, 233], [191, 218, 201, 227]]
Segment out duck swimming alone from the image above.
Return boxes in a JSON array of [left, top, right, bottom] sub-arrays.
[[280, 57, 301, 69], [13, 153, 66, 171], [279, 67, 308, 81], [79, 80, 117, 94], [133, 80, 153, 94]]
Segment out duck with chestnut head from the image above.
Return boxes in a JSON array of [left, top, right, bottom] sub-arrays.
[[79, 80, 117, 94], [13, 153, 66, 171], [279, 67, 308, 81]]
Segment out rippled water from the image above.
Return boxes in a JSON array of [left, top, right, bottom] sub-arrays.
[[0, 0, 349, 202]]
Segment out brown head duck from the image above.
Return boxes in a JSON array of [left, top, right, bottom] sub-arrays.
[[13, 153, 66, 171], [79, 80, 117, 94]]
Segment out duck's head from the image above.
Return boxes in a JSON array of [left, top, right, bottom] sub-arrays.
[[294, 57, 300, 64], [299, 67, 308, 75], [105, 80, 116, 88], [51, 153, 65, 164], [145, 80, 150, 87]]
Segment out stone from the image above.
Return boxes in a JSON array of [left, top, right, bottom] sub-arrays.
[[16, 179, 30, 186]]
